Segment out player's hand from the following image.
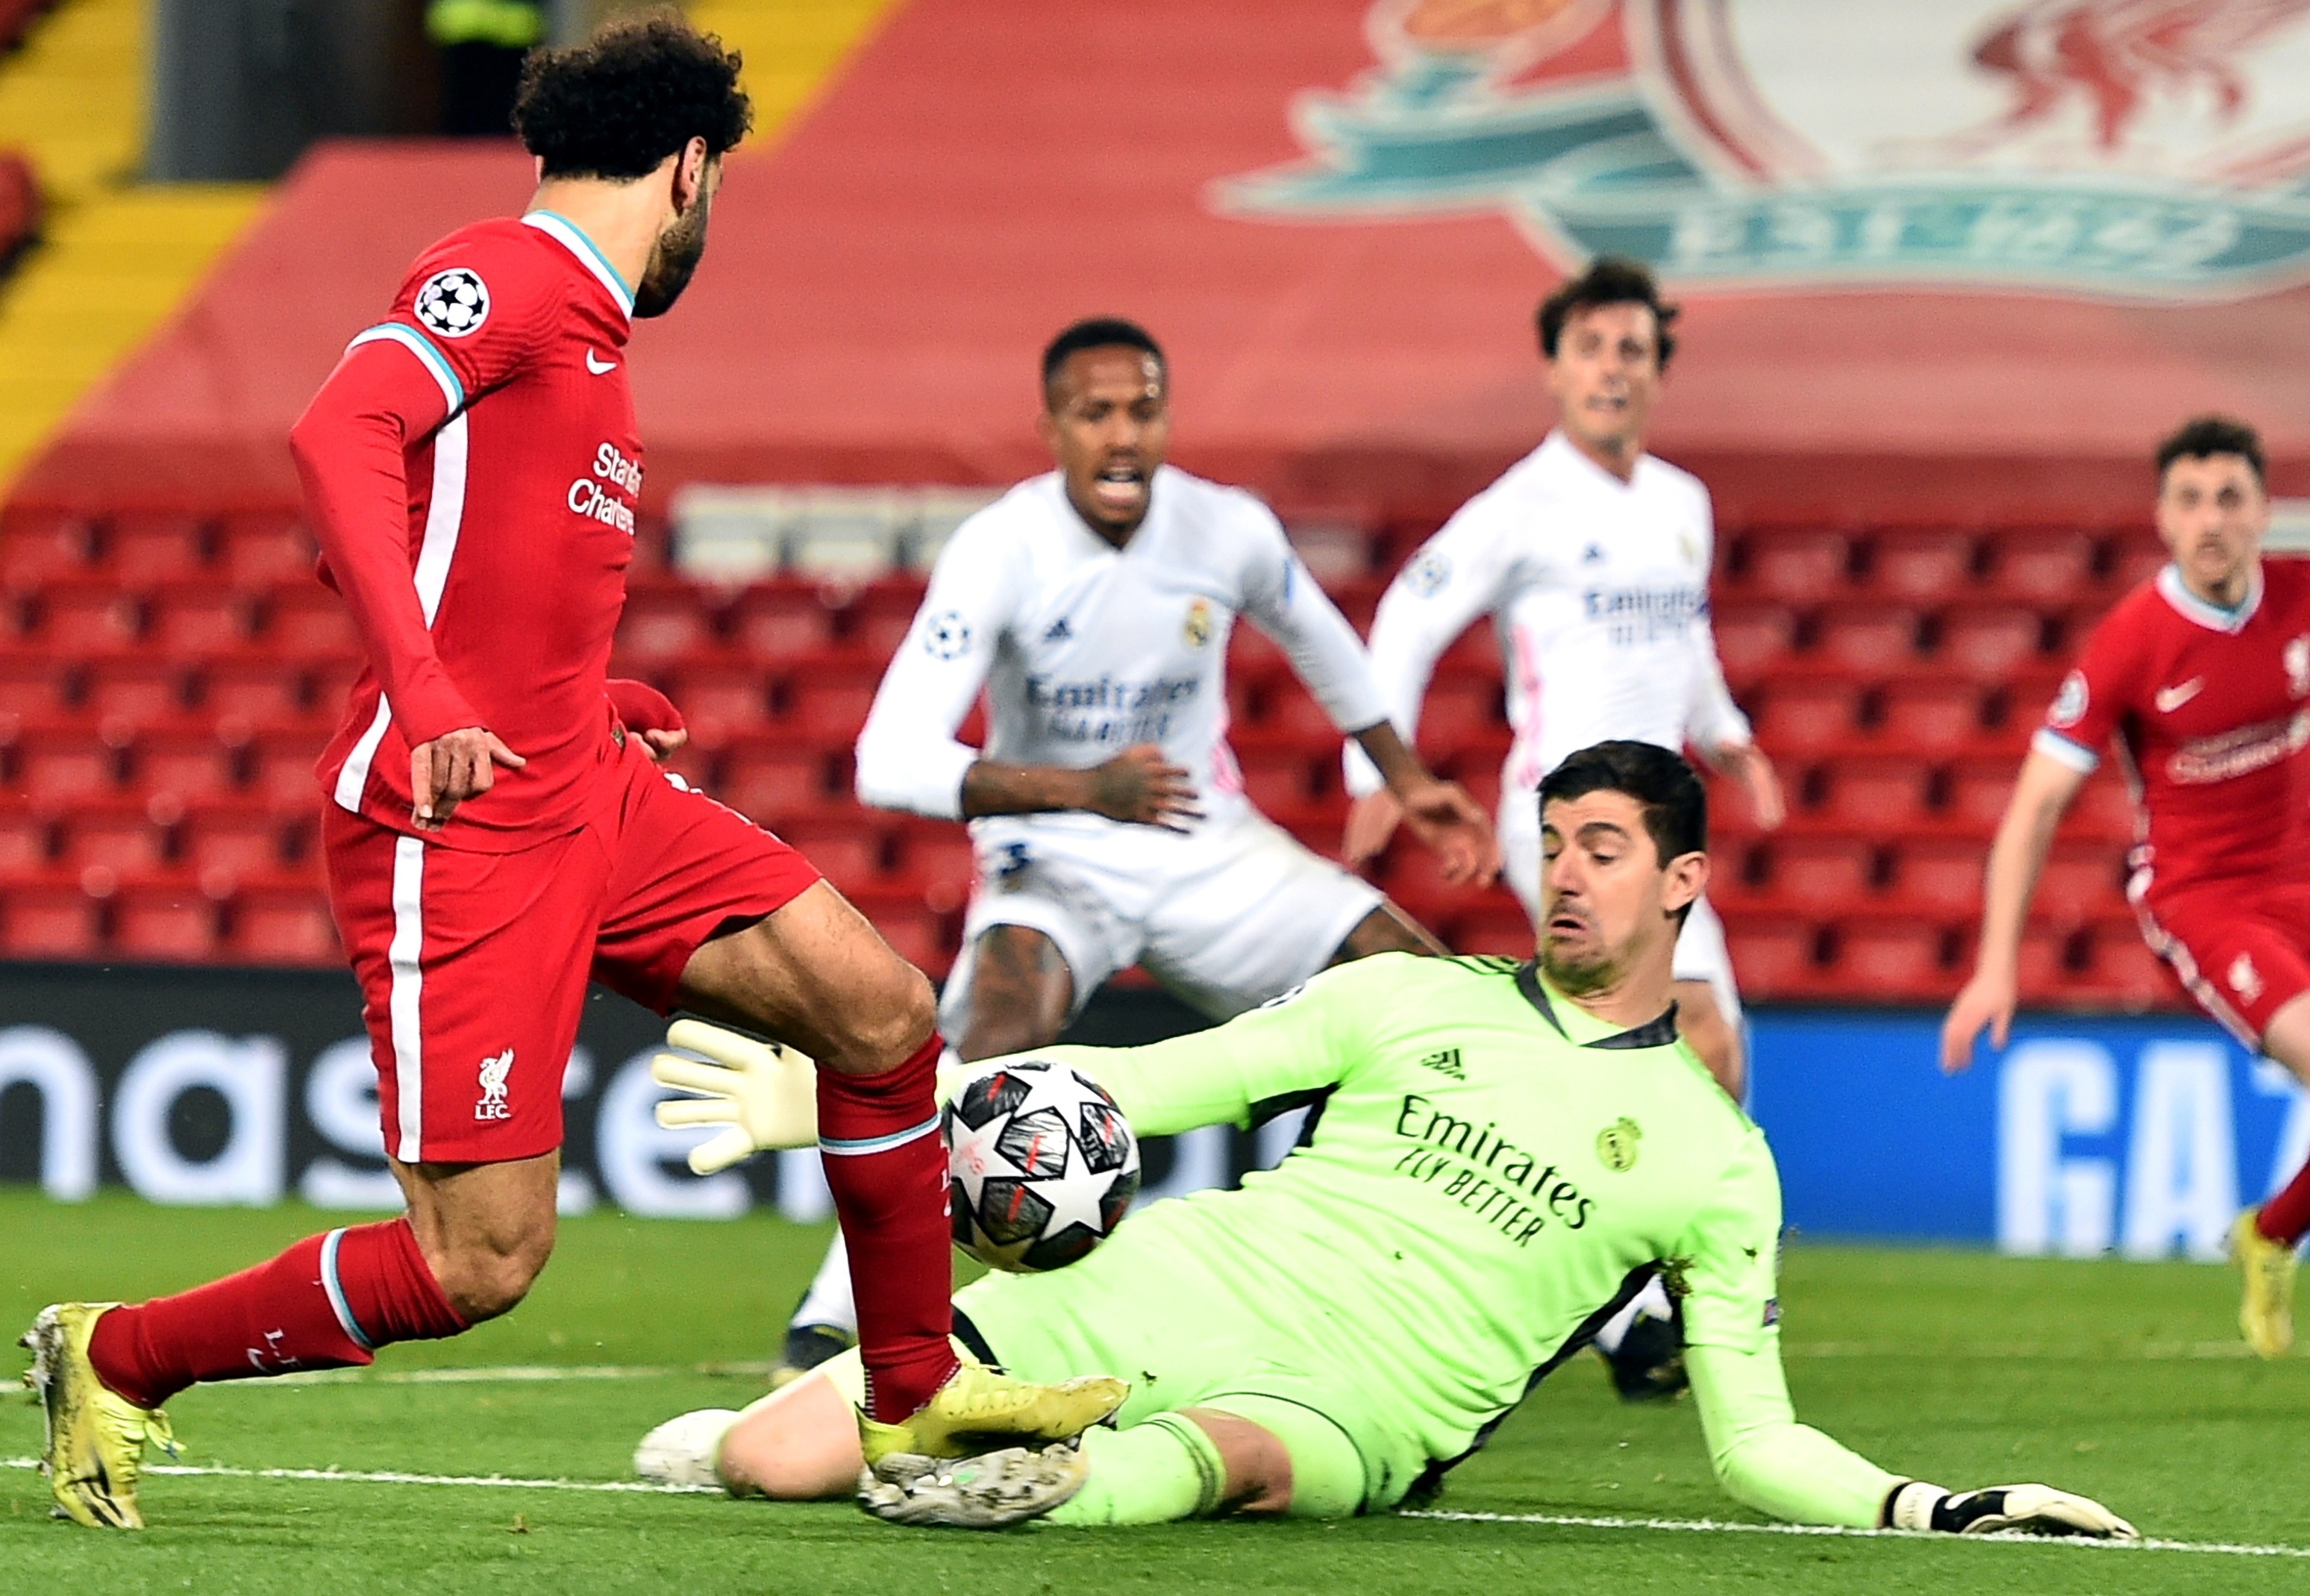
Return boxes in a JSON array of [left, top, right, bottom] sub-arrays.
[[1885, 1480, 2135, 1539], [1342, 789, 1403, 870], [409, 727, 526, 830], [607, 677, 687, 762], [1082, 744, 1203, 830], [1715, 742, 1786, 830], [638, 727, 688, 761], [1940, 967, 2018, 1074], [652, 1019, 821, 1171], [1393, 778, 1500, 886]]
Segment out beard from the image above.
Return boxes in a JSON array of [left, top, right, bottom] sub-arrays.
[[633, 195, 711, 319], [1539, 940, 1621, 997]]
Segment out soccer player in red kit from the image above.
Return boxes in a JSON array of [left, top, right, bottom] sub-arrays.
[[1943, 416, 2310, 1359], [22, 17, 1120, 1530]]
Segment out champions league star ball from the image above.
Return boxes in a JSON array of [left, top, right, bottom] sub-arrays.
[[945, 1060, 1139, 1273]]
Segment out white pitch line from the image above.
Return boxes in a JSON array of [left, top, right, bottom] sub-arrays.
[[187, 1360, 775, 1389], [1401, 1509, 2310, 1559], [1, 1457, 717, 1495]]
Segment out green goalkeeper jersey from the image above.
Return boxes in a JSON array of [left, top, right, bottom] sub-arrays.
[[965, 951, 1899, 1524]]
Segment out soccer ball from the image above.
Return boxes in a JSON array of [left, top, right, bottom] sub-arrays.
[[944, 1060, 1139, 1273]]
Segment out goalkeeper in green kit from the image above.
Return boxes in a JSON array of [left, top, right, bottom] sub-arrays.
[[637, 741, 2135, 1538]]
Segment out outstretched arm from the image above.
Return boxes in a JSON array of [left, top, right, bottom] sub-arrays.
[[1941, 748, 2088, 1072]]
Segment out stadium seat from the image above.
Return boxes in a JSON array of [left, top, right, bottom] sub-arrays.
[[1741, 530, 1850, 601], [1260, 679, 1347, 742], [0, 801, 51, 872], [2065, 771, 2137, 843], [104, 514, 210, 585], [846, 886, 952, 976], [728, 582, 839, 657], [219, 517, 316, 588], [893, 823, 977, 915], [1866, 531, 1973, 600], [1886, 837, 1984, 916], [0, 878, 103, 960], [263, 584, 360, 659], [1230, 736, 1320, 814], [0, 516, 93, 592], [781, 657, 884, 745], [148, 583, 254, 655], [719, 738, 833, 824], [616, 579, 720, 664], [2011, 921, 2075, 1002], [1816, 604, 1924, 672], [10, 722, 119, 801], [1874, 675, 1988, 754], [1414, 669, 1503, 751], [248, 725, 331, 804], [1986, 529, 2094, 604], [1447, 901, 1533, 958], [2106, 539, 2168, 593], [35, 579, 142, 654], [180, 802, 297, 879], [2079, 915, 2181, 1010], [134, 727, 242, 802], [307, 658, 363, 713], [1765, 835, 1876, 908], [0, 651, 72, 716], [851, 579, 928, 657], [225, 883, 339, 965], [81, 659, 190, 724], [1829, 915, 1949, 999], [1750, 675, 1862, 755], [1944, 756, 2018, 829], [661, 659, 770, 745], [56, 801, 169, 875], [1935, 605, 2046, 678], [1724, 922, 1818, 1001], [2036, 840, 2127, 924], [1813, 754, 1934, 827], [113, 883, 222, 963], [772, 816, 886, 897], [201, 657, 307, 722], [1711, 601, 1796, 683]]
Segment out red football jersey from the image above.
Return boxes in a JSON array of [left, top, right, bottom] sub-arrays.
[[2037, 561, 2310, 898], [292, 212, 642, 850]]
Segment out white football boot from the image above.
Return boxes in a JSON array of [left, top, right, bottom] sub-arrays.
[[633, 1408, 740, 1491]]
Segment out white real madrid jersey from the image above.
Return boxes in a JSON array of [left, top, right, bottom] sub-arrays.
[[1345, 432, 1750, 804], [856, 466, 1389, 828]]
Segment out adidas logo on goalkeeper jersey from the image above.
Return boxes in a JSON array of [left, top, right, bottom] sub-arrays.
[[1418, 1047, 1465, 1080]]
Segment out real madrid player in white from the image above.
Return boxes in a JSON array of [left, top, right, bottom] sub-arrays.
[[1343, 258, 1784, 1103], [770, 318, 1499, 1378]]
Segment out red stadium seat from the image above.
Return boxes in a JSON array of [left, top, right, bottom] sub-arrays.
[[0, 516, 94, 592], [307, 657, 363, 713], [847, 886, 953, 976], [2065, 770, 2137, 843], [57, 800, 170, 875], [0, 878, 103, 960], [1447, 901, 1533, 958], [1742, 530, 1850, 601], [851, 580, 928, 657], [1885, 837, 1984, 917], [616, 579, 719, 665], [1944, 755, 2016, 828], [201, 657, 307, 723], [1816, 604, 1924, 672], [774, 816, 887, 896], [1230, 736, 1320, 815], [134, 727, 242, 803], [264, 585, 360, 659], [2079, 915, 2184, 1010], [10, 722, 119, 801], [1987, 529, 2094, 604], [112, 883, 222, 963], [105, 514, 210, 585], [248, 725, 331, 805], [219, 518, 317, 588], [1765, 835, 1876, 908], [1867, 531, 1973, 601], [662, 659, 771, 745], [1936, 604, 2045, 678], [1830, 915, 1950, 998], [2106, 539, 2168, 593], [181, 803, 297, 879], [1711, 601, 1796, 682], [81, 659, 190, 725], [1750, 675, 1862, 756], [0, 801, 51, 872], [893, 823, 977, 915], [719, 738, 833, 824], [1725, 922, 1818, 1000], [225, 883, 339, 965], [36, 580, 142, 655], [1813, 754, 1934, 827], [781, 657, 884, 745], [2036, 840, 2126, 924], [1415, 670, 1503, 754], [2011, 921, 2076, 1003], [1257, 679, 1343, 742], [728, 582, 839, 657], [148, 583, 254, 656], [0, 651, 72, 716], [1875, 675, 1988, 754]]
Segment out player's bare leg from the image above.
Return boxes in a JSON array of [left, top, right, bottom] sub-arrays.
[[389, 1151, 560, 1321], [2233, 992, 2310, 1356], [1326, 901, 1446, 962], [957, 924, 1076, 1061], [1672, 979, 1744, 1101], [680, 883, 1123, 1449]]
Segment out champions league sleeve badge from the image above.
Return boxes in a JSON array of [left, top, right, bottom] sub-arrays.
[[1215, 0, 2310, 302]]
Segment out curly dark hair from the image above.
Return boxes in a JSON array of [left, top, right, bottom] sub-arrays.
[[1536, 256, 1680, 371], [513, 11, 752, 181], [2156, 414, 2265, 487]]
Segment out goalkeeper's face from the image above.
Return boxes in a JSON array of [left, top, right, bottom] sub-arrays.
[[1537, 791, 1707, 998]]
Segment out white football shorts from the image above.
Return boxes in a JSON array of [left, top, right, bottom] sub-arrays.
[[1498, 789, 1742, 1026], [942, 808, 1384, 1032]]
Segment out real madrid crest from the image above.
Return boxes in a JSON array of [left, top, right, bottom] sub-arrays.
[[1183, 598, 1214, 649], [1597, 1116, 1641, 1173]]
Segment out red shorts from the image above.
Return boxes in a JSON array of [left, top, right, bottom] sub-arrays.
[[325, 737, 820, 1163], [2135, 880, 2310, 1045]]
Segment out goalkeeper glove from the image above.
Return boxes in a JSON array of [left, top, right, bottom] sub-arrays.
[[651, 1019, 821, 1174], [1882, 1480, 2136, 1539]]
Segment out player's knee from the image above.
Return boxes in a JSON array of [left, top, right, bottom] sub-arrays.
[[833, 956, 936, 1074], [434, 1225, 556, 1323]]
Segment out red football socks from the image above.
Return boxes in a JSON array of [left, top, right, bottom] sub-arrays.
[[88, 1217, 467, 1411], [817, 1033, 960, 1423], [2255, 1160, 2310, 1247]]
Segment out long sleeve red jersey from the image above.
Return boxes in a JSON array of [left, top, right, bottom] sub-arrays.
[[291, 211, 644, 851]]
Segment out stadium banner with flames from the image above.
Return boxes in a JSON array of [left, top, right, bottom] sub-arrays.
[[0, 965, 2303, 1259]]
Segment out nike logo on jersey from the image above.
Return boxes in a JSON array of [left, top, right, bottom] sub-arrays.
[[2155, 678, 2205, 713], [1042, 617, 1073, 643], [585, 350, 618, 375]]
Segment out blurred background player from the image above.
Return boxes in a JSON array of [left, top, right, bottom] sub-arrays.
[[21, 16, 1118, 1532], [1943, 416, 2310, 1360], [767, 316, 1499, 1383], [638, 743, 2132, 1545], [1341, 257, 1783, 1101]]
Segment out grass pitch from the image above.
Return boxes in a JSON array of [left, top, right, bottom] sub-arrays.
[[2, 1189, 2306, 1593]]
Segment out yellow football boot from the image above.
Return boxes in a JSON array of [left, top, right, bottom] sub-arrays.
[[857, 1361, 1126, 1468], [2232, 1208, 2297, 1359], [19, 1303, 178, 1529]]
